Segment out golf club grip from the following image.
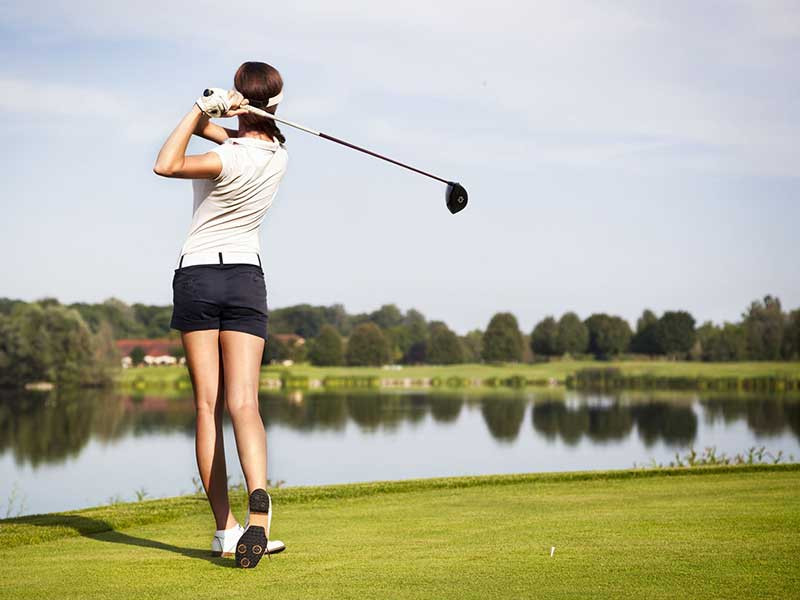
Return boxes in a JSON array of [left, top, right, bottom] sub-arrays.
[[240, 104, 320, 136], [240, 103, 449, 185]]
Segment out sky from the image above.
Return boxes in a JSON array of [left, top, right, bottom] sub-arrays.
[[0, 0, 798, 335]]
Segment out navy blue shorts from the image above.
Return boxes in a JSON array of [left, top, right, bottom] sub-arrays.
[[170, 263, 268, 341]]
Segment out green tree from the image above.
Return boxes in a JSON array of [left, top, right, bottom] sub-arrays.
[[346, 323, 391, 366], [694, 321, 716, 361], [72, 297, 146, 339], [530, 316, 558, 356], [427, 320, 448, 334], [636, 309, 658, 332], [702, 322, 748, 361], [0, 302, 96, 386], [784, 309, 800, 360], [655, 311, 696, 356], [461, 329, 483, 362], [555, 312, 589, 355], [481, 312, 523, 362], [308, 325, 344, 366], [405, 340, 427, 364], [290, 341, 308, 363], [369, 304, 404, 330], [47, 306, 101, 386], [631, 309, 660, 355], [403, 309, 428, 342], [742, 295, 785, 360], [268, 304, 325, 338], [427, 323, 465, 364], [133, 303, 172, 338], [397, 308, 429, 363], [86, 319, 120, 384], [322, 303, 352, 335], [584, 313, 632, 359], [385, 325, 413, 363]]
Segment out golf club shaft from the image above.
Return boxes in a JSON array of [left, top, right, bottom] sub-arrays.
[[240, 104, 450, 185]]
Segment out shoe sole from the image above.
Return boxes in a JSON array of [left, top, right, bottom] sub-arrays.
[[237, 489, 272, 569], [235, 525, 267, 568]]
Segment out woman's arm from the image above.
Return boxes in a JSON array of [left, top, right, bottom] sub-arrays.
[[194, 113, 238, 144], [153, 90, 248, 179], [153, 105, 221, 179]]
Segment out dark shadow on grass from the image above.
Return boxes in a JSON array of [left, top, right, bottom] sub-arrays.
[[10, 513, 244, 568], [93, 528, 237, 567]]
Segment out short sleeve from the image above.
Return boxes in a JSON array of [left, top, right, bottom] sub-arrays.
[[209, 142, 238, 183]]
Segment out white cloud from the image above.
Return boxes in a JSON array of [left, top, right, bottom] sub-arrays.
[[0, 77, 179, 144], [1, 1, 798, 175]]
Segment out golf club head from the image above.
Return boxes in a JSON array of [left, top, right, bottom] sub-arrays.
[[446, 182, 468, 214]]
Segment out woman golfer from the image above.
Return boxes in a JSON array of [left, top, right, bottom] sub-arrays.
[[154, 61, 287, 569]]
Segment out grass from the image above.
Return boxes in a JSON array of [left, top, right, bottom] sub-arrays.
[[1, 465, 798, 598], [113, 360, 800, 390]]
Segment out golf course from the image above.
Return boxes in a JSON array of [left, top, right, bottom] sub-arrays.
[[2, 465, 798, 598], [3, 0, 799, 595]]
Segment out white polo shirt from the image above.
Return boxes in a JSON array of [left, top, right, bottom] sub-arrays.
[[177, 136, 288, 261]]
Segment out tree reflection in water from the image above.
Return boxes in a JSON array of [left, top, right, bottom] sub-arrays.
[[532, 394, 698, 447], [628, 401, 697, 447], [430, 396, 463, 423], [0, 388, 798, 466], [480, 396, 527, 442], [701, 396, 799, 437]]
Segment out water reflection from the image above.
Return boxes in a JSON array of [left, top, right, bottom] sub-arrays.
[[531, 399, 698, 447], [1, 388, 799, 468], [630, 402, 697, 446], [481, 397, 526, 442], [701, 396, 800, 438], [0, 389, 197, 467]]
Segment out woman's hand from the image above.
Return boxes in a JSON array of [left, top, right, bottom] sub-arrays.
[[221, 90, 250, 118], [196, 88, 250, 118]]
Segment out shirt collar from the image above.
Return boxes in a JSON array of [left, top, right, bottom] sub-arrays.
[[227, 136, 281, 149]]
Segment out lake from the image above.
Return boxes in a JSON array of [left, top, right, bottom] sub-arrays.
[[1, 387, 798, 517]]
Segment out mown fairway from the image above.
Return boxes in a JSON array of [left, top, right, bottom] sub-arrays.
[[1, 466, 798, 599]]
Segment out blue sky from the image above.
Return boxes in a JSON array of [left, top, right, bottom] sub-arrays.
[[1, 1, 798, 334]]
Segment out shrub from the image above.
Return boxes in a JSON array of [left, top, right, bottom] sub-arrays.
[[308, 324, 344, 366], [346, 323, 391, 366]]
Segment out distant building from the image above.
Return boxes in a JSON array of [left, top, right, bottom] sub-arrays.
[[116, 338, 184, 368], [273, 333, 305, 347]]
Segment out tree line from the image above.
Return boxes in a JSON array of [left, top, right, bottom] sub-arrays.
[[0, 294, 798, 387], [528, 295, 800, 361], [266, 294, 800, 366]]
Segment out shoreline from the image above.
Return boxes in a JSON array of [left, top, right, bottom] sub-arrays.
[[110, 360, 800, 392]]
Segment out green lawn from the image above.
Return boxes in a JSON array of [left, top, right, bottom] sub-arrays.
[[114, 360, 800, 389], [2, 465, 798, 598]]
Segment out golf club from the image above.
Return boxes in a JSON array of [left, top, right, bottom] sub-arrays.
[[235, 98, 468, 214]]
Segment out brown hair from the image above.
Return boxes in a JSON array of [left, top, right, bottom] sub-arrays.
[[233, 61, 286, 144]]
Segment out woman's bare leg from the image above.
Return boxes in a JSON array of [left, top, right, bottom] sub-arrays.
[[219, 330, 268, 532], [181, 329, 237, 531]]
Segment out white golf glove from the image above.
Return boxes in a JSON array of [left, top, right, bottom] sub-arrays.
[[196, 87, 231, 118]]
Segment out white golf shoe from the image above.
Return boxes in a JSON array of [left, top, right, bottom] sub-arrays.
[[211, 523, 245, 558]]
